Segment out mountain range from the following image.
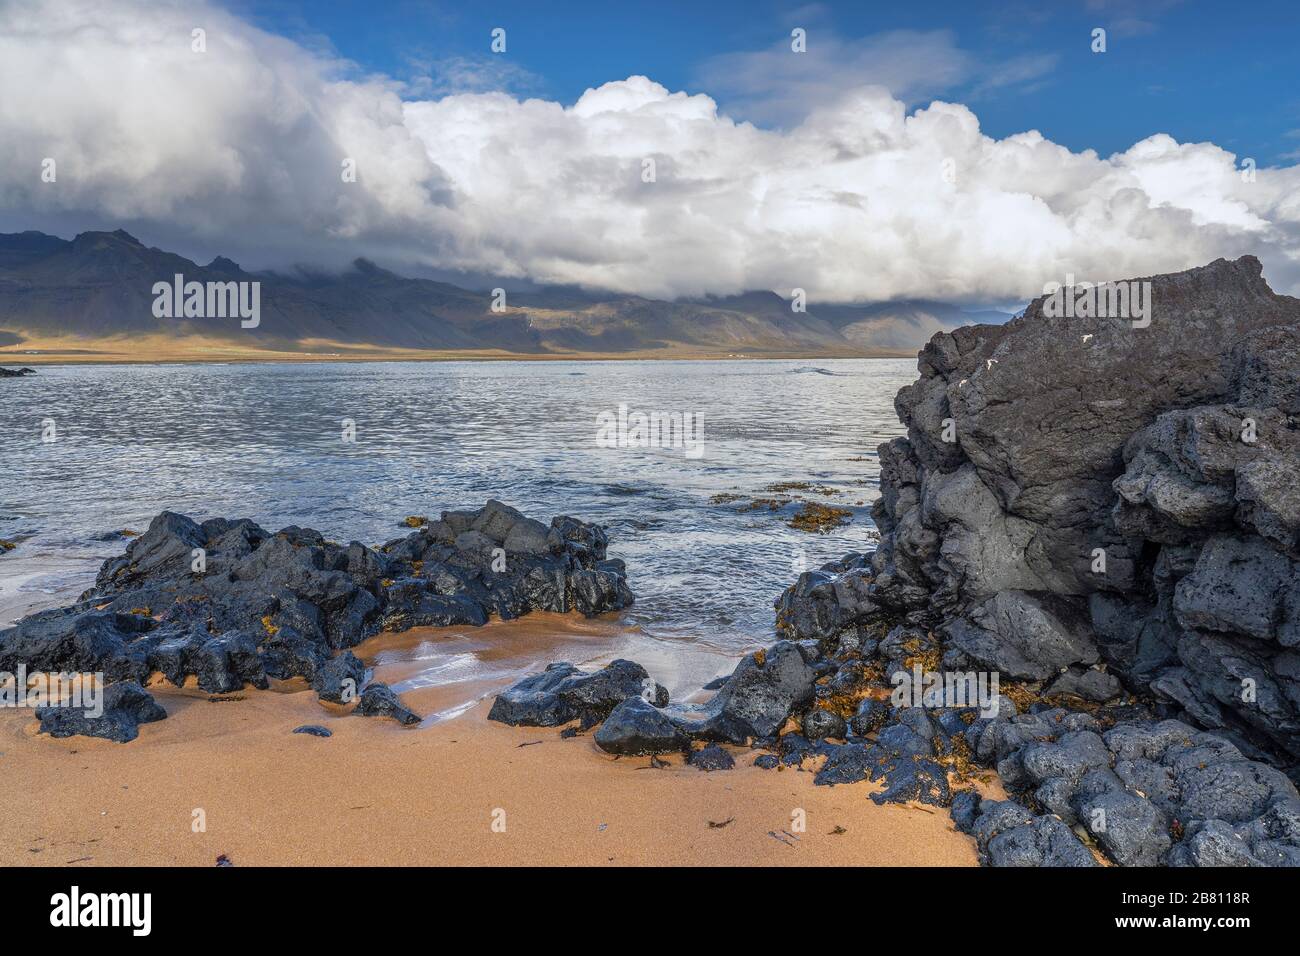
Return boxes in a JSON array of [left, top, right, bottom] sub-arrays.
[[0, 230, 1011, 359]]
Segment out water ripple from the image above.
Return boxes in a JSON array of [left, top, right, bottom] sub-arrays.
[[0, 358, 914, 648]]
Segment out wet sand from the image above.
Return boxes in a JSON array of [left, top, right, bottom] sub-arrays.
[[0, 618, 984, 866]]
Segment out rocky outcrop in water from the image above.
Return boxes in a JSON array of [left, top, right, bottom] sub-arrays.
[[764, 256, 1300, 865], [0, 366, 35, 377], [862, 256, 1300, 763], [1, 500, 632, 739]]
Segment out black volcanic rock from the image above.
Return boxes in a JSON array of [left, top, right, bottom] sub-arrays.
[[774, 553, 876, 644], [970, 800, 1098, 867], [802, 707, 847, 741], [764, 257, 1300, 867], [36, 680, 166, 743], [355, 682, 421, 725], [688, 744, 735, 771], [962, 713, 1300, 866], [0, 501, 634, 728], [488, 659, 666, 729], [496, 638, 820, 752], [944, 590, 1100, 681], [778, 256, 1300, 764], [312, 651, 366, 704], [873, 254, 1300, 764], [593, 697, 688, 755], [0, 608, 156, 683], [667, 641, 817, 744]]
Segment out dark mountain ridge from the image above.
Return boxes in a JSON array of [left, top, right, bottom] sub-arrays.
[[0, 230, 1010, 356]]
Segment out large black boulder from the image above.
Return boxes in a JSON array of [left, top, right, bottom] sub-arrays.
[[36, 680, 166, 743], [774, 554, 876, 644], [312, 651, 366, 704], [792, 257, 1300, 767], [970, 800, 1099, 867], [355, 682, 421, 725], [0, 609, 156, 684], [594, 697, 689, 755], [669, 641, 816, 744], [488, 659, 666, 728]]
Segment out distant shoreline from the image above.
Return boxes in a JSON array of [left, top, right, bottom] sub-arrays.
[[1, 338, 915, 366]]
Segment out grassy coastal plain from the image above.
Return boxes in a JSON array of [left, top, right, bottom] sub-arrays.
[[0, 618, 990, 867]]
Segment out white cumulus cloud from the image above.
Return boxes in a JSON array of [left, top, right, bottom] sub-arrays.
[[0, 0, 1297, 304]]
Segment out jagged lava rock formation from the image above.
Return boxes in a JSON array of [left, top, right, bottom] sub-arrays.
[[0, 500, 632, 737], [766, 256, 1300, 865], [865, 255, 1300, 762]]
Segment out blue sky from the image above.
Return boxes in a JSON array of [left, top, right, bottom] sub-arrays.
[[232, 0, 1300, 165]]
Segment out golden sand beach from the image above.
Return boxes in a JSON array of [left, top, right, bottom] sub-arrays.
[[0, 618, 986, 867]]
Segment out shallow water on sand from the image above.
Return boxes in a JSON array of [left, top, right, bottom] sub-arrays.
[[0, 358, 914, 687], [356, 615, 740, 724]]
